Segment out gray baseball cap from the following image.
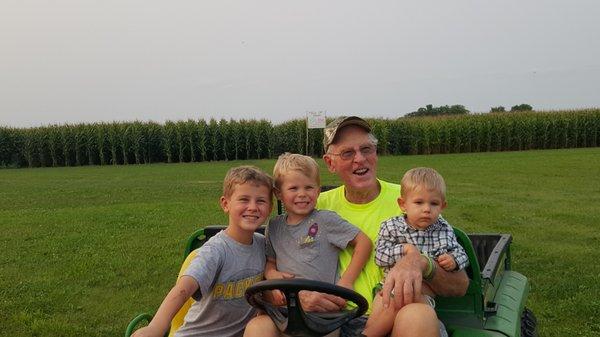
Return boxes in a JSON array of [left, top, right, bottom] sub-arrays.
[[323, 116, 371, 152]]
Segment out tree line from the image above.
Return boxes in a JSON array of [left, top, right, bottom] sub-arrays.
[[407, 103, 534, 117]]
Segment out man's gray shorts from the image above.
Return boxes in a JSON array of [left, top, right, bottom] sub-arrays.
[[339, 315, 448, 337]]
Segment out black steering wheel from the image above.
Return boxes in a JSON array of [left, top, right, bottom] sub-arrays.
[[245, 279, 368, 337]]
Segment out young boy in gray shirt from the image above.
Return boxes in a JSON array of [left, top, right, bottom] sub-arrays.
[[132, 166, 274, 337], [243, 153, 372, 337]]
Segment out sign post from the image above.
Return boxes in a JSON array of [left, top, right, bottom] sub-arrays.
[[306, 111, 326, 155]]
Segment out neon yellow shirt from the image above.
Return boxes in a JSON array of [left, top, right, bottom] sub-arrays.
[[317, 179, 402, 312]]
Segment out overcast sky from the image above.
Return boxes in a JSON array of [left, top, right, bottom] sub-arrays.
[[1, 0, 598, 127]]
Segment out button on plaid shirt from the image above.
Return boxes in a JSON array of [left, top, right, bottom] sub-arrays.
[[375, 215, 469, 274]]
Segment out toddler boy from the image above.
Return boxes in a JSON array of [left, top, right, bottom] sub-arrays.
[[363, 167, 468, 337]]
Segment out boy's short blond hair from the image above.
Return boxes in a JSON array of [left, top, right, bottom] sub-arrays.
[[273, 152, 320, 189], [401, 167, 446, 200], [222, 165, 274, 198]]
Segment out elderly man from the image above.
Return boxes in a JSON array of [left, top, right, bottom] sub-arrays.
[[315, 116, 469, 337]]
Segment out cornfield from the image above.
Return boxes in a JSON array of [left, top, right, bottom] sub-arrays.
[[1, 109, 598, 168]]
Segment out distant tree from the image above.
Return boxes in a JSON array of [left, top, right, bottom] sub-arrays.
[[408, 104, 434, 117], [490, 106, 506, 113], [405, 104, 469, 117], [446, 105, 469, 115], [510, 104, 533, 112]]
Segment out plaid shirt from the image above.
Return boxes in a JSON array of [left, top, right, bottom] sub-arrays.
[[375, 215, 469, 273]]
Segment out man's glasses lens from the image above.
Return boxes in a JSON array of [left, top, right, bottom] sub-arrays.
[[339, 146, 376, 160]]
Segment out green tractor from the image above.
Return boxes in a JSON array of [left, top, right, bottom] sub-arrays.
[[126, 224, 536, 337]]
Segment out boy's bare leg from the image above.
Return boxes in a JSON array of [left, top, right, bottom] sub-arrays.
[[391, 302, 440, 337], [244, 315, 279, 337], [363, 294, 397, 337]]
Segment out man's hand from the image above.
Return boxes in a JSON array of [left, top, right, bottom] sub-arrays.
[[381, 244, 423, 310], [437, 253, 457, 271], [298, 291, 346, 312]]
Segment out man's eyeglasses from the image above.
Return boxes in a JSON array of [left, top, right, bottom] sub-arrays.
[[327, 145, 377, 161]]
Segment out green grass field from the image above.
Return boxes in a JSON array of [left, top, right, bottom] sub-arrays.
[[1, 148, 599, 337]]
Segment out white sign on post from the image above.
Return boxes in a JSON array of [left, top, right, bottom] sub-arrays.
[[307, 111, 326, 129]]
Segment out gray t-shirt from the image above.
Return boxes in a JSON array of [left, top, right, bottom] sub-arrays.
[[266, 209, 359, 283], [175, 230, 266, 337]]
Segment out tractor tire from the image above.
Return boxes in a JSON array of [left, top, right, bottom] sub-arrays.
[[520, 307, 538, 337]]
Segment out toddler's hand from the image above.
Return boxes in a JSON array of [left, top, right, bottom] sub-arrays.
[[265, 269, 295, 280], [263, 268, 293, 305], [269, 290, 287, 306], [437, 253, 457, 271]]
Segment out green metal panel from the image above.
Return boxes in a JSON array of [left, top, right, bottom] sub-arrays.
[[183, 227, 205, 261], [484, 271, 529, 337], [454, 228, 483, 287], [450, 326, 508, 337], [481, 235, 512, 312], [437, 280, 484, 328], [437, 228, 484, 327]]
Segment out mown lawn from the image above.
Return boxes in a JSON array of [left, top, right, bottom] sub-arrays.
[[1, 148, 599, 337]]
